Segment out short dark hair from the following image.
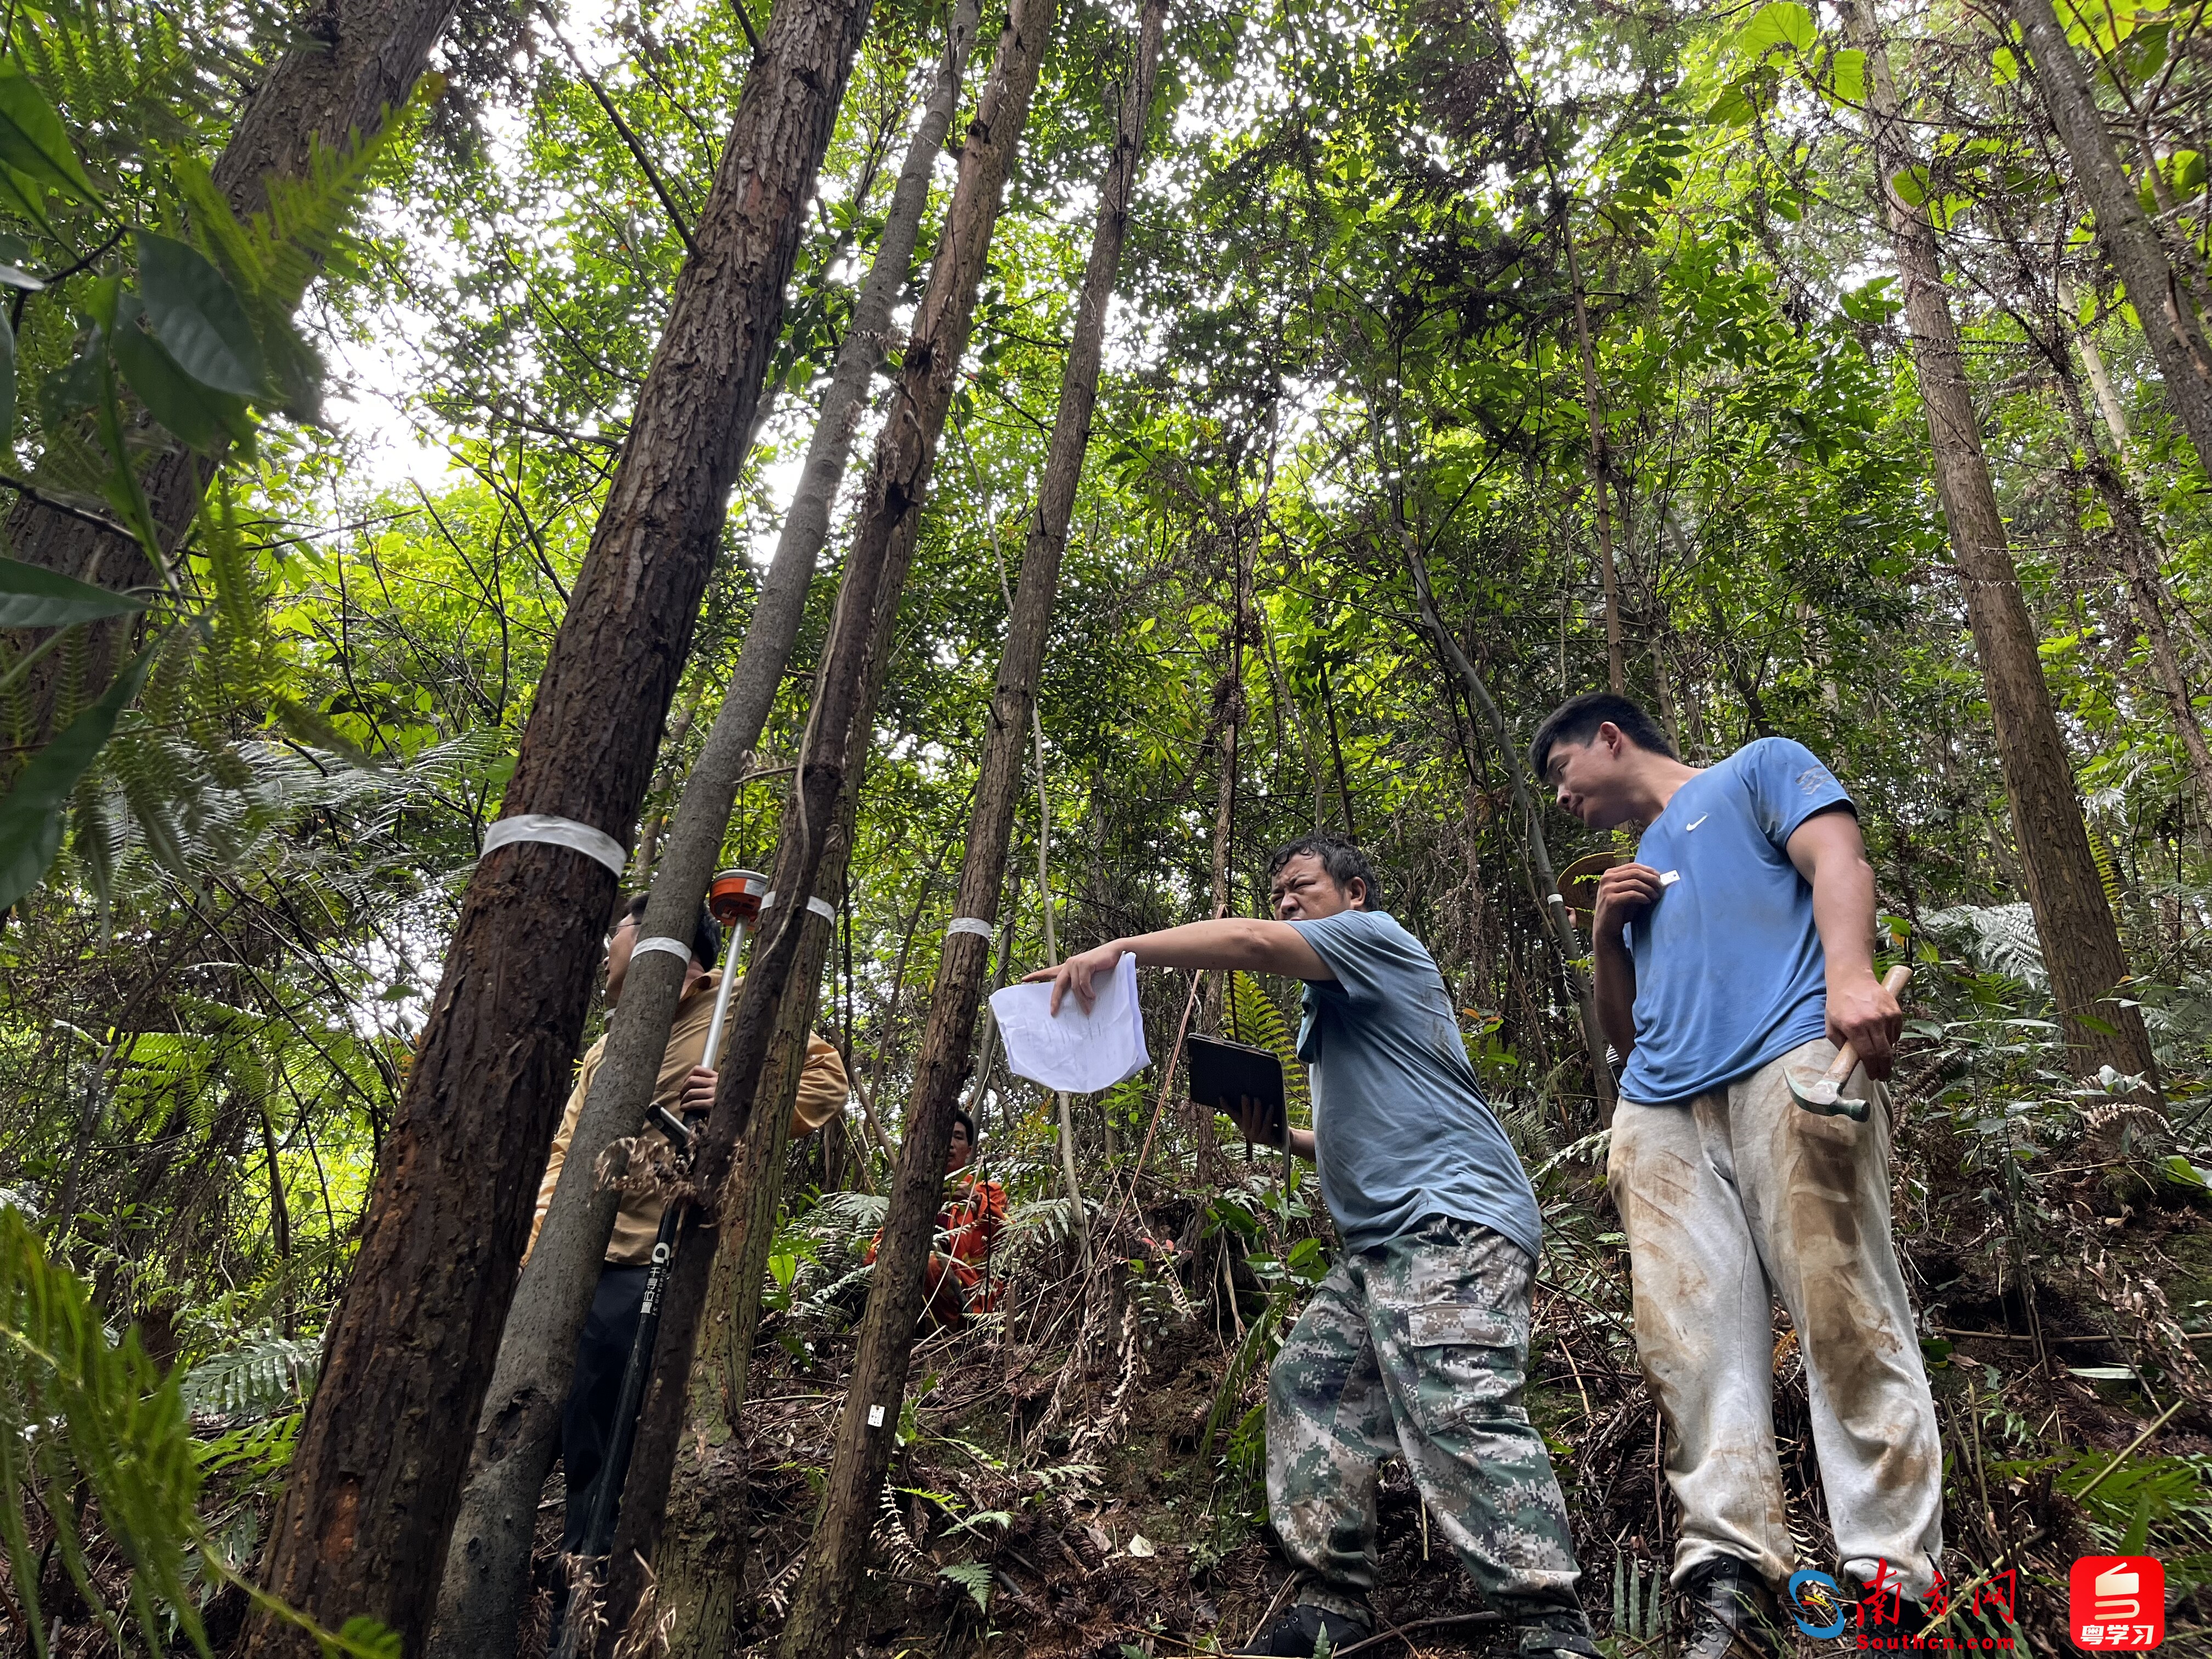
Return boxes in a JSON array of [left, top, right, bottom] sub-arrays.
[[1528, 693, 1677, 781], [1266, 834, 1380, 909], [623, 893, 722, 970], [950, 1105, 976, 1147]]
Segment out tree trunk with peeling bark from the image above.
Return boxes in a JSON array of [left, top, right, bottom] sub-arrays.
[[239, 2, 877, 1650], [1845, 0, 2160, 1089], [771, 7, 1160, 1652]]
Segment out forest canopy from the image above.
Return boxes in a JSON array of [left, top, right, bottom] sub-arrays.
[[1, 0, 2210, 1648]]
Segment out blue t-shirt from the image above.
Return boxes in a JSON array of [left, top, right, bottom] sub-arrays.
[[1286, 908, 1542, 1260], [1616, 737, 1854, 1105]]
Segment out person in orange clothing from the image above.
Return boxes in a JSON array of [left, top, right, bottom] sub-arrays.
[[531, 891, 849, 1554], [865, 1106, 1007, 1330]]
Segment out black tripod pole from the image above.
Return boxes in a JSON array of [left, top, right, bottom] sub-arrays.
[[551, 1104, 693, 1659]]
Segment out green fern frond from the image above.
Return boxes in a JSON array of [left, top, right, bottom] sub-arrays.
[[1226, 970, 1311, 1120], [179, 1335, 319, 1419], [2089, 830, 2123, 918], [0, 1204, 210, 1657]]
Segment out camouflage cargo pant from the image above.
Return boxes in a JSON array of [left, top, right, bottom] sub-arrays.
[[1267, 1215, 1588, 1630]]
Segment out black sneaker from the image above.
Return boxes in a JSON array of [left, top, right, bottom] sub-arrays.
[[1233, 1601, 1375, 1656], [1680, 1558, 1784, 1659]]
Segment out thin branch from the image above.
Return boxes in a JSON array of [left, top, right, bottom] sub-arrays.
[[541, 15, 701, 260]]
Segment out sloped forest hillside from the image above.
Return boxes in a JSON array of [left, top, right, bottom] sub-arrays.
[[1, 0, 2209, 1649]]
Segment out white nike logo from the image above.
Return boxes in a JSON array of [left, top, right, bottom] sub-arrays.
[[1685, 814, 1709, 831]]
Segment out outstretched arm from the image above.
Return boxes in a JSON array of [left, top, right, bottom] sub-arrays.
[[1787, 808, 1900, 1079], [1025, 917, 1335, 1014]]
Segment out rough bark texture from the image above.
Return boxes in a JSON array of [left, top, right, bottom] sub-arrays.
[[2010, 0, 2212, 471], [771, 5, 1156, 1651], [8, 0, 466, 742], [652, 562, 908, 1658], [426, 8, 974, 1650], [239, 2, 876, 1649], [649, 810, 851, 1659], [1847, 0, 2159, 1087], [586, 3, 1057, 1640]]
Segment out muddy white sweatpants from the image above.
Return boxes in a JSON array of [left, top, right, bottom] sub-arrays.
[[1607, 1039, 1944, 1599]]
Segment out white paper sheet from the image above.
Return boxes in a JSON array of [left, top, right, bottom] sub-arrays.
[[989, 953, 1150, 1093]]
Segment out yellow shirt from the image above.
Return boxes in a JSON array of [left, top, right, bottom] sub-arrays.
[[529, 970, 850, 1266]]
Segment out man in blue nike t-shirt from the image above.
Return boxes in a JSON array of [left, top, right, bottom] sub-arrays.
[[1030, 836, 1596, 1659], [1533, 693, 1942, 1659]]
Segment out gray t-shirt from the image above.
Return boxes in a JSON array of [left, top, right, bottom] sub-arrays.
[[1288, 908, 1542, 1260]]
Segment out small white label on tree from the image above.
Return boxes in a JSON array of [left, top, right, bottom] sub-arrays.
[[867, 1404, 885, 1427]]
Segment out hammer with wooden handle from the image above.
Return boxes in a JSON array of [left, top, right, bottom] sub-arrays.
[[1784, 964, 1912, 1121]]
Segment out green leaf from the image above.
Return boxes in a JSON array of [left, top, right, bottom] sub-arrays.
[[2120, 1488, 2152, 1556], [938, 1561, 992, 1612], [1992, 44, 2021, 84], [112, 294, 253, 454], [0, 70, 100, 202], [0, 166, 58, 241], [0, 263, 40, 291], [333, 1617, 403, 1659], [0, 556, 149, 627], [1826, 48, 1866, 103], [1890, 164, 1933, 206], [135, 232, 264, 397], [0, 637, 156, 912], [1731, 1, 1816, 57]]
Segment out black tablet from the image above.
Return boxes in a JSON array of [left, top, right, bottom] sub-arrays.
[[1187, 1034, 1288, 1150]]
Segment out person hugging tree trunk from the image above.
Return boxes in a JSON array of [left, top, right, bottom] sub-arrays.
[[1534, 693, 1942, 1657]]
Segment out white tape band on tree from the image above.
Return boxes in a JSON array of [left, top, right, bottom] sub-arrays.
[[762, 891, 837, 922], [631, 935, 692, 963], [481, 815, 628, 876], [946, 917, 994, 939]]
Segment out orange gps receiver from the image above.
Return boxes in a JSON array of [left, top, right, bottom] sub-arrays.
[[708, 868, 769, 927]]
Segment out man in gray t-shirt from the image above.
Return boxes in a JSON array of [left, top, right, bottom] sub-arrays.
[[1035, 836, 1594, 1659]]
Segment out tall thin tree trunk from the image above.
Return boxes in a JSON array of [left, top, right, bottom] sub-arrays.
[[2047, 351, 2212, 799], [1401, 534, 1615, 1115], [2010, 0, 2212, 470], [652, 739, 874, 1659], [241, 3, 878, 1650], [426, 8, 976, 1651], [1846, 0, 2162, 1090], [8, 0, 467, 743], [771, 7, 1157, 1652], [589, 1, 1060, 1643], [1563, 222, 1625, 695]]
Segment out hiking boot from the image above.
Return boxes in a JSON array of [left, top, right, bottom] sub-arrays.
[[1232, 1600, 1375, 1656], [1681, 1557, 1784, 1659]]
